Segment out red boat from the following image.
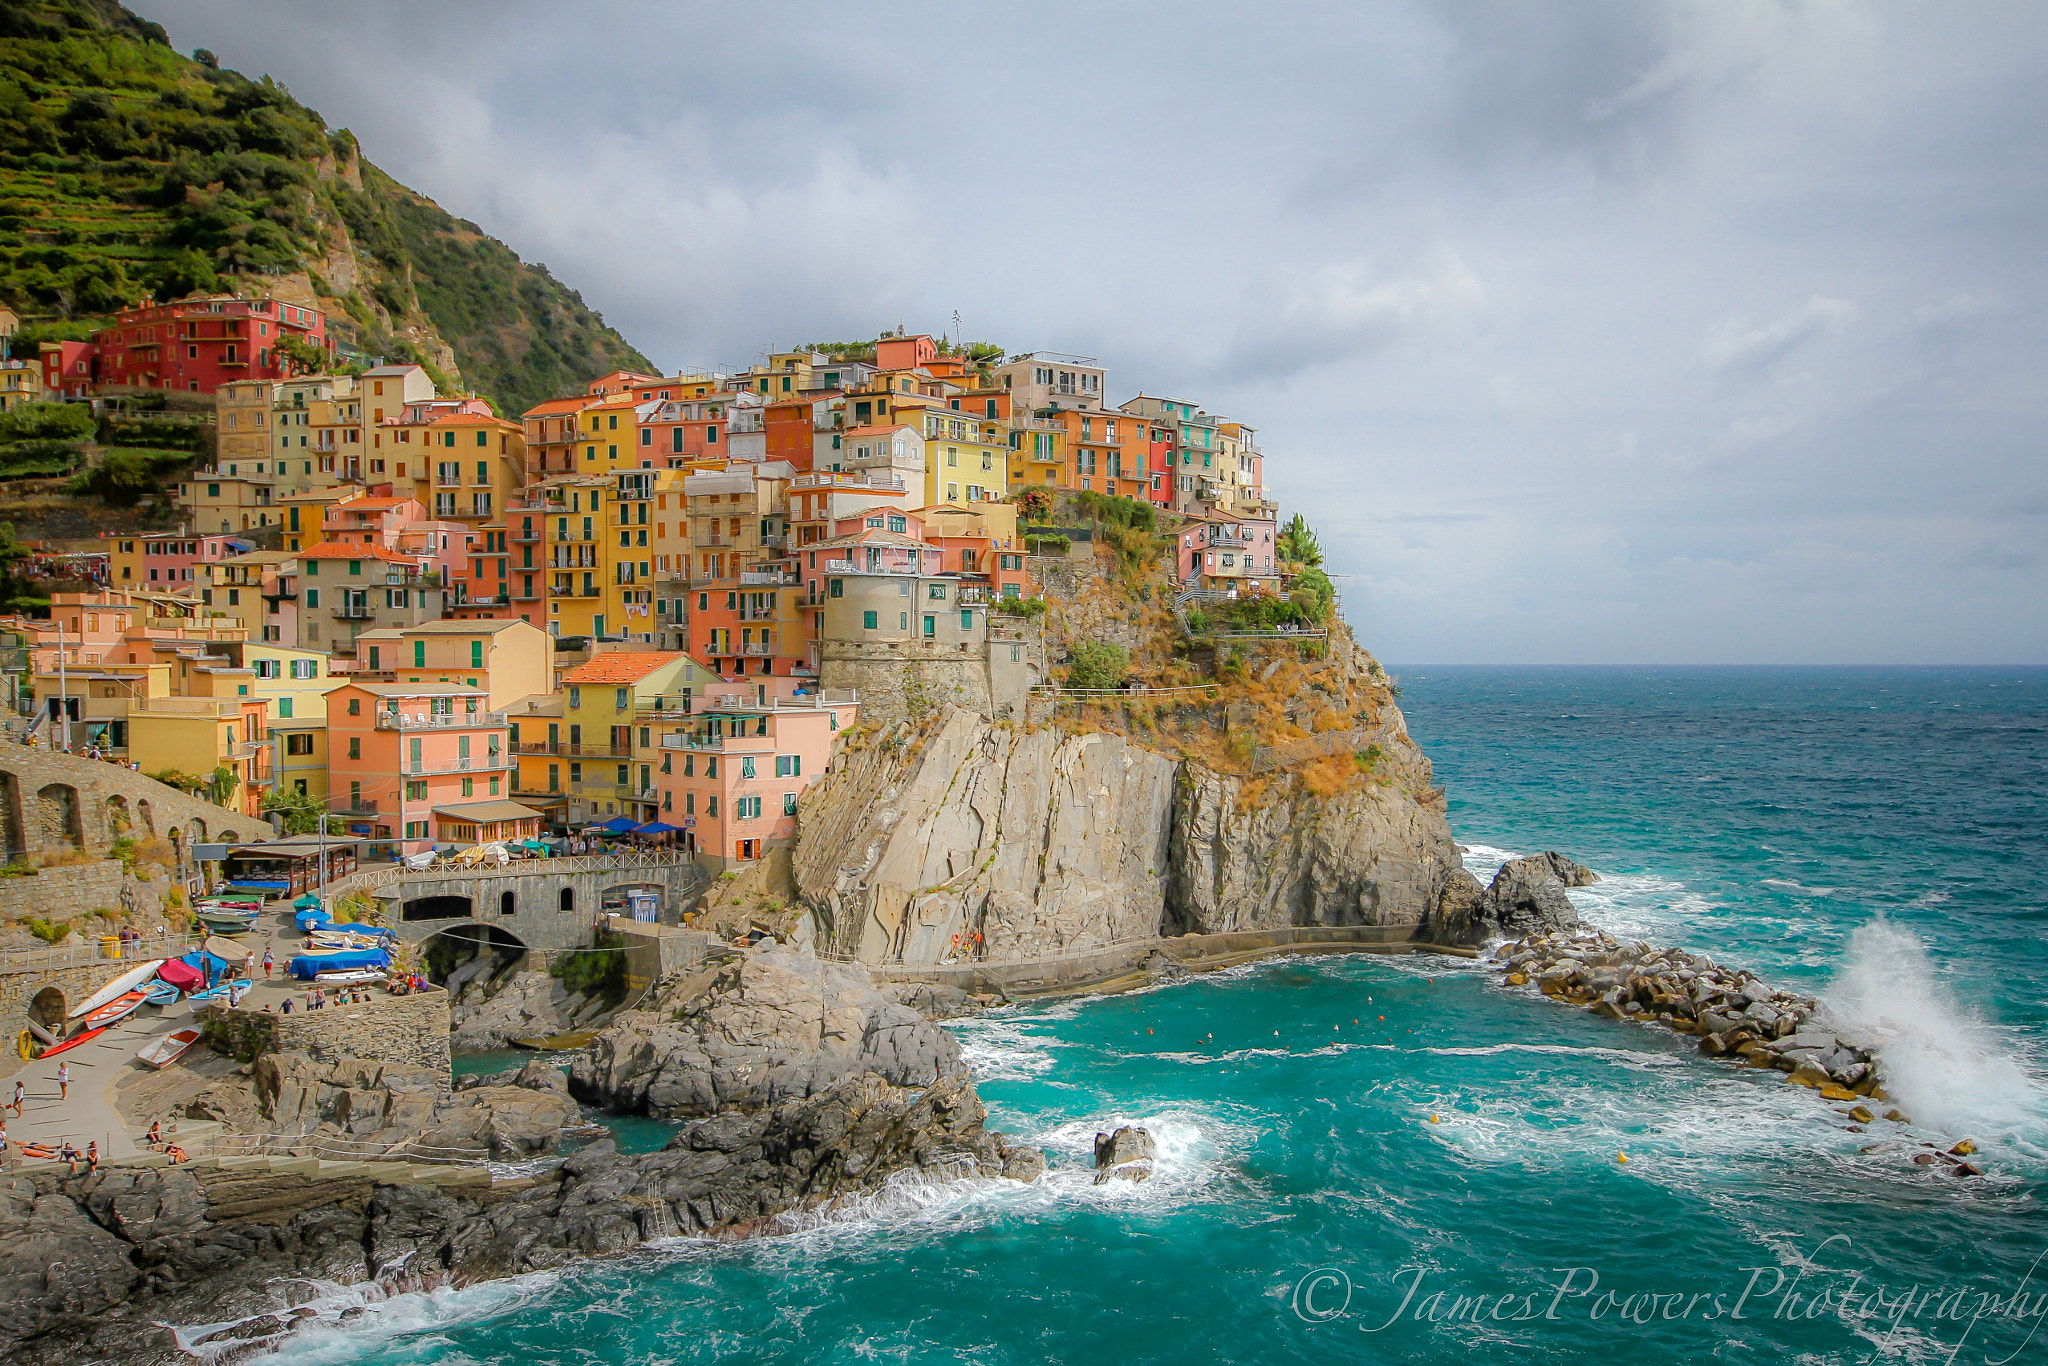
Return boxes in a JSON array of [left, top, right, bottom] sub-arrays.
[[79, 989, 148, 1030], [37, 1024, 107, 1058]]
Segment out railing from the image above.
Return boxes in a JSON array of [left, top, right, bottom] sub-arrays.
[[512, 740, 628, 757], [373, 710, 509, 731], [404, 754, 508, 776], [331, 604, 375, 619], [0, 930, 205, 975], [739, 571, 796, 586], [741, 642, 773, 656]]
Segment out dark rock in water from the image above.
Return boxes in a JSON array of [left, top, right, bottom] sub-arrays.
[[1143, 951, 1191, 982], [1093, 1126, 1156, 1184], [1441, 855, 1590, 943]]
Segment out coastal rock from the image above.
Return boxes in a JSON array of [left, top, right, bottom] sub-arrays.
[[879, 981, 981, 1020], [1445, 856, 1588, 942], [447, 970, 589, 1051], [1093, 1126, 1156, 1183], [569, 944, 957, 1117]]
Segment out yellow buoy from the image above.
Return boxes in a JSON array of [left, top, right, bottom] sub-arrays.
[[1430, 1114, 1440, 1123], [1617, 1152, 1629, 1164]]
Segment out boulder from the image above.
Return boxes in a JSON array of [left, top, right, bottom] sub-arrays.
[[1443, 855, 1588, 942], [1093, 1126, 1156, 1184], [879, 981, 979, 1020]]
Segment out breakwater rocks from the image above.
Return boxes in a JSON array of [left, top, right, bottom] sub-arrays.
[[1493, 927, 1889, 1095]]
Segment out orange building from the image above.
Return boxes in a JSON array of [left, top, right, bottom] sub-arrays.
[[649, 688, 856, 866], [327, 681, 522, 851]]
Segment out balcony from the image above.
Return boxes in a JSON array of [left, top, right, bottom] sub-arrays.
[[739, 570, 796, 587], [509, 584, 543, 600], [402, 754, 510, 776], [513, 740, 630, 757], [374, 709, 509, 731], [741, 642, 774, 656], [511, 526, 542, 542], [331, 604, 375, 620], [553, 585, 602, 599]]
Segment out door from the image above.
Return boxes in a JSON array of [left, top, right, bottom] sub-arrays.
[[923, 615, 936, 639]]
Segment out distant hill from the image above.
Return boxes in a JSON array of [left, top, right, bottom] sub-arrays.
[[0, 0, 652, 416]]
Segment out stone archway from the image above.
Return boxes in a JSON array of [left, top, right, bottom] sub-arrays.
[[217, 829, 240, 844], [420, 922, 528, 989], [187, 817, 206, 845], [0, 770, 22, 859], [34, 783, 82, 850], [134, 796, 154, 835], [28, 986, 65, 1032], [106, 793, 130, 835], [402, 893, 474, 922]]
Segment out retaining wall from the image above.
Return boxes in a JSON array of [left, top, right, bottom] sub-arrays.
[[199, 988, 452, 1079], [0, 748, 253, 862]]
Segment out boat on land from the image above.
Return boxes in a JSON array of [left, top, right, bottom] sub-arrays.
[[142, 980, 181, 1006], [136, 1028, 203, 1069], [313, 969, 387, 985], [68, 960, 166, 1019], [38, 1024, 108, 1058], [196, 908, 260, 932], [80, 990, 149, 1030]]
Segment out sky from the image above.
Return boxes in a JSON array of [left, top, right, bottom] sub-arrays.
[[145, 1, 2048, 664]]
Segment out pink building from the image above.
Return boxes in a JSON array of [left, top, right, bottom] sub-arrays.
[[327, 681, 535, 852], [140, 533, 252, 588], [649, 688, 856, 866]]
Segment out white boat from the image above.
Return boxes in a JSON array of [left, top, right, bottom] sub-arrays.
[[68, 960, 166, 1019], [136, 1028, 203, 1069], [203, 935, 253, 962], [307, 932, 384, 950], [313, 969, 387, 985]]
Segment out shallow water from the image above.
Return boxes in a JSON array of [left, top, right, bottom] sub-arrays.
[[258, 667, 2048, 1364]]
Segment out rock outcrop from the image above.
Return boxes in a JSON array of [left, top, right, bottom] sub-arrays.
[[570, 945, 968, 1118], [183, 1053, 598, 1161], [1436, 853, 1596, 945], [447, 970, 593, 1051], [2, 947, 1043, 1366], [793, 701, 1470, 964]]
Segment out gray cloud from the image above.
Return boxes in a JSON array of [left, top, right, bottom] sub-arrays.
[[142, 0, 2048, 663]]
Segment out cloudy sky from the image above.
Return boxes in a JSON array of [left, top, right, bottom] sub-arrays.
[[149, 1, 2048, 664]]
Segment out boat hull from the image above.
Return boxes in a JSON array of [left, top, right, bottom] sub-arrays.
[[69, 961, 166, 1019], [39, 1025, 108, 1058], [136, 1028, 203, 1069]]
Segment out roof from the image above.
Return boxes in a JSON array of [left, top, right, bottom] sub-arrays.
[[297, 543, 418, 563], [336, 681, 488, 697], [562, 652, 686, 685], [327, 497, 410, 512], [810, 529, 935, 552], [431, 800, 544, 823], [392, 618, 530, 636], [362, 364, 426, 376], [522, 396, 600, 417]]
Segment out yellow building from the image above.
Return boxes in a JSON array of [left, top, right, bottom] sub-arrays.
[[506, 692, 567, 823], [558, 651, 704, 825], [543, 475, 608, 639], [272, 374, 363, 498], [126, 694, 272, 820], [570, 394, 646, 475], [174, 642, 334, 727], [348, 618, 555, 710], [271, 719, 329, 804], [919, 402, 1008, 506]]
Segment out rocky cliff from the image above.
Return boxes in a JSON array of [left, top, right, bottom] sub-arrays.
[[793, 628, 1473, 963]]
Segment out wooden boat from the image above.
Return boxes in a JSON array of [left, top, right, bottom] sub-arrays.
[[38, 1024, 108, 1058], [142, 980, 181, 1006], [196, 898, 262, 911], [196, 908, 260, 931], [68, 960, 166, 1019], [80, 989, 149, 1030], [136, 1028, 203, 1069], [203, 935, 252, 961], [307, 932, 384, 950]]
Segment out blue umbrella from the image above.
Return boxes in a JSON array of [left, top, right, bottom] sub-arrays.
[[632, 821, 681, 834], [596, 816, 637, 833]]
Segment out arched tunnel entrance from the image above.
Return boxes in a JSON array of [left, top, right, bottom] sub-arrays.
[[28, 987, 65, 1033], [403, 893, 475, 922], [420, 922, 529, 994]]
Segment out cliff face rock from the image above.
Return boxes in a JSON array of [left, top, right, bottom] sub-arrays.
[[794, 712, 1179, 962], [793, 699, 1469, 963]]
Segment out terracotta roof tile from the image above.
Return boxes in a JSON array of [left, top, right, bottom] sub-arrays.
[[561, 652, 686, 685]]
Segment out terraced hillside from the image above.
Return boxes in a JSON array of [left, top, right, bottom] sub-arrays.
[[0, 0, 652, 415]]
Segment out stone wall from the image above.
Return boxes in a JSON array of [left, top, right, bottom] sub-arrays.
[[378, 861, 710, 956], [0, 858, 174, 923], [202, 988, 452, 1080], [0, 748, 253, 862]]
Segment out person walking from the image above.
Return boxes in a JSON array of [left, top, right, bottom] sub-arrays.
[[262, 946, 274, 979], [10, 1078, 22, 1116], [56, 1061, 69, 1101]]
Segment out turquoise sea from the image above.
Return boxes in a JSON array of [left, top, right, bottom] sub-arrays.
[[271, 668, 2048, 1364]]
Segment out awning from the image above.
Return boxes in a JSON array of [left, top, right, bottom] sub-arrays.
[[431, 800, 545, 823], [593, 816, 637, 833], [632, 821, 682, 834]]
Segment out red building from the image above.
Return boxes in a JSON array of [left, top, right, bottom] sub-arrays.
[[90, 294, 330, 396], [39, 341, 96, 399]]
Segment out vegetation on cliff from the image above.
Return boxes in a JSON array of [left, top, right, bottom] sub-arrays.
[[0, 0, 651, 414]]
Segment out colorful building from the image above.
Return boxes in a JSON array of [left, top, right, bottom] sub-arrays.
[[648, 688, 856, 866], [326, 681, 514, 850], [93, 293, 331, 396]]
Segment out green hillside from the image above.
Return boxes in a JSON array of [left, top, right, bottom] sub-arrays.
[[0, 0, 652, 416]]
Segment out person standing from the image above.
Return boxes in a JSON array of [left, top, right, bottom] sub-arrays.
[[56, 1060, 69, 1101], [9, 1078, 22, 1116], [262, 946, 274, 979]]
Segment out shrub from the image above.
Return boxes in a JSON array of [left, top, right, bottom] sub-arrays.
[[1066, 640, 1129, 691], [996, 596, 1047, 618], [1025, 534, 1071, 556], [26, 917, 70, 944]]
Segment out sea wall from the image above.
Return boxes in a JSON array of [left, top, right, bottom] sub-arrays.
[[199, 988, 452, 1079]]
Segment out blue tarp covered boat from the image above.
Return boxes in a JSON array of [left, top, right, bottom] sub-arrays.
[[288, 947, 389, 981]]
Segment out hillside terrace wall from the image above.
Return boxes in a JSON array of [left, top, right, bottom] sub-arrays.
[[0, 748, 255, 863]]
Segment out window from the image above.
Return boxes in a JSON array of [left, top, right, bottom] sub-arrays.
[[286, 732, 314, 755], [862, 609, 878, 630], [707, 795, 719, 818], [347, 696, 360, 715], [406, 780, 427, 800], [347, 736, 360, 759], [961, 610, 973, 631], [783, 792, 799, 815], [254, 658, 279, 679], [928, 584, 947, 600], [775, 754, 801, 778], [741, 756, 755, 779], [279, 697, 294, 719], [405, 821, 428, 839], [290, 658, 317, 679]]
